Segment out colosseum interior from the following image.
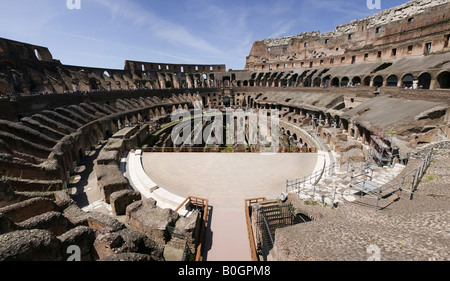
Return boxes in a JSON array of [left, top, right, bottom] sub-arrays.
[[0, 0, 449, 263]]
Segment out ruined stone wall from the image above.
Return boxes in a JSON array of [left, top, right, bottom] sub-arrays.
[[0, 92, 199, 193], [0, 37, 226, 96], [246, 0, 450, 70]]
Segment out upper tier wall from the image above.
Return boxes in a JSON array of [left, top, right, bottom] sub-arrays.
[[246, 0, 450, 70]]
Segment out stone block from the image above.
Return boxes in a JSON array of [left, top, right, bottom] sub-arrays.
[[110, 190, 141, 216], [0, 229, 63, 261], [126, 199, 179, 244]]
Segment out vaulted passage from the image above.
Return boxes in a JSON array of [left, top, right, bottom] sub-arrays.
[[437, 71, 450, 89]]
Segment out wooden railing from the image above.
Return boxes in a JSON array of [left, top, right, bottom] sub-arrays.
[[245, 197, 267, 262], [175, 196, 210, 261]]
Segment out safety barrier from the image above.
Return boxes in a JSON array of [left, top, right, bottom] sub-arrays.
[[175, 196, 209, 261]]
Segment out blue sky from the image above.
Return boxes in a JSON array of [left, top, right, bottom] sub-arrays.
[[0, 0, 410, 70]]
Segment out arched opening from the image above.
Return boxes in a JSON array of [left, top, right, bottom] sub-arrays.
[[373, 76, 383, 87], [363, 76, 371, 86], [313, 77, 321, 87], [401, 74, 414, 88], [89, 78, 99, 90], [322, 75, 331, 88], [223, 77, 231, 88], [290, 74, 299, 87], [418, 72, 431, 89], [386, 75, 398, 87], [331, 77, 340, 87], [437, 71, 450, 89], [352, 76, 361, 86], [341, 77, 349, 87]]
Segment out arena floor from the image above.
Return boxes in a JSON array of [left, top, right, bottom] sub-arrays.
[[142, 152, 319, 261], [142, 152, 319, 209]]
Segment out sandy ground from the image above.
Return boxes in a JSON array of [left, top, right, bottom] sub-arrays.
[[142, 152, 318, 261]]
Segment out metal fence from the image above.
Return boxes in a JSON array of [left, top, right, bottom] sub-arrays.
[[286, 149, 434, 211], [253, 202, 298, 260], [286, 162, 336, 194]]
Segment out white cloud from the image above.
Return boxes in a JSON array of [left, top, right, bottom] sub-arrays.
[[93, 0, 226, 57]]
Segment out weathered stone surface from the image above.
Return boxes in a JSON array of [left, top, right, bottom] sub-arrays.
[[126, 199, 179, 244], [17, 211, 73, 236], [63, 204, 89, 227], [0, 229, 63, 261], [340, 148, 365, 164], [93, 228, 164, 261], [0, 213, 20, 235], [95, 163, 128, 204], [0, 197, 58, 223], [58, 226, 98, 261], [53, 190, 76, 210], [0, 179, 18, 208], [100, 253, 153, 261], [87, 211, 125, 233], [173, 210, 202, 251], [110, 190, 141, 216]]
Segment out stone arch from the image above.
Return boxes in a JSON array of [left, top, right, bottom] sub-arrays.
[[352, 76, 361, 85], [386, 75, 398, 87], [331, 77, 340, 87], [341, 77, 349, 87], [436, 71, 450, 89], [401, 74, 414, 88], [418, 72, 432, 89], [363, 76, 371, 86], [373, 75, 384, 87], [223, 76, 231, 88], [313, 77, 321, 87], [322, 75, 331, 87]]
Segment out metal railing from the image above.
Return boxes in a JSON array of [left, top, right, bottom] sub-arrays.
[[253, 201, 298, 261], [286, 162, 336, 194], [286, 148, 434, 211]]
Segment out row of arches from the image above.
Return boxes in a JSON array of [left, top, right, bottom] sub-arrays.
[[327, 71, 450, 89], [229, 70, 450, 90]]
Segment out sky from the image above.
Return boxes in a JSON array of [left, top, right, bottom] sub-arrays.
[[0, 0, 411, 70]]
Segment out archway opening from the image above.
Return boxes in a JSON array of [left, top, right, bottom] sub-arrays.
[[341, 77, 349, 87], [401, 74, 414, 88], [331, 77, 339, 87], [386, 75, 398, 87], [352, 76, 361, 86], [373, 76, 383, 87], [363, 76, 371, 86], [418, 73, 431, 89], [437, 71, 450, 89]]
